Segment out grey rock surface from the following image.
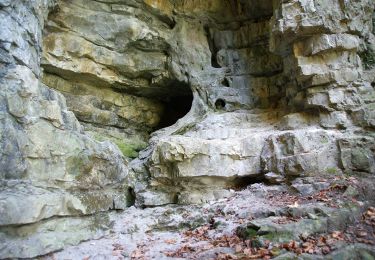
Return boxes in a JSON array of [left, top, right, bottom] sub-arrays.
[[0, 0, 374, 258]]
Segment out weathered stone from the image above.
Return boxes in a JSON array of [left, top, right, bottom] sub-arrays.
[[265, 172, 285, 184], [0, 213, 114, 259], [0, 1, 132, 257], [1, 0, 375, 258], [339, 137, 375, 173]]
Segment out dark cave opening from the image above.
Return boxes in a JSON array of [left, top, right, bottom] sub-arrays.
[[155, 92, 193, 130], [215, 98, 226, 110]]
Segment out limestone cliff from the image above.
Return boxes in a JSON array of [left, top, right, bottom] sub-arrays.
[[0, 0, 374, 258]]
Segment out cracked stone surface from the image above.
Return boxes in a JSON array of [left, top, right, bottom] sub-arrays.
[[0, 0, 374, 258]]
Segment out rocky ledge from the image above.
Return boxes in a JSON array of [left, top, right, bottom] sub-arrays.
[[0, 0, 374, 258], [36, 175, 375, 259]]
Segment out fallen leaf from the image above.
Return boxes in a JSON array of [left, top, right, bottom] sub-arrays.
[[164, 239, 177, 244]]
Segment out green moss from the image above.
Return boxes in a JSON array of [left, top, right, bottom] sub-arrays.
[[213, 221, 224, 229], [326, 167, 337, 174], [262, 231, 294, 243], [244, 228, 258, 238], [270, 248, 281, 257], [90, 132, 147, 159], [114, 140, 139, 158]]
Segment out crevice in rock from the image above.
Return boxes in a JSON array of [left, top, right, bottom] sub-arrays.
[[204, 25, 221, 68], [126, 187, 136, 207], [222, 77, 230, 87]]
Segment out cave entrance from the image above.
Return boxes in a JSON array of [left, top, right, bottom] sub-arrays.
[[155, 92, 193, 130]]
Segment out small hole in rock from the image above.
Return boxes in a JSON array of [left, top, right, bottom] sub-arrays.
[[222, 78, 230, 87], [215, 99, 226, 110], [371, 82, 375, 88]]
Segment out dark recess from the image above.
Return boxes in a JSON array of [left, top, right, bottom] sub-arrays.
[[127, 187, 136, 206], [156, 93, 193, 129], [215, 98, 226, 110], [204, 25, 221, 68], [232, 174, 266, 190], [222, 77, 230, 87]]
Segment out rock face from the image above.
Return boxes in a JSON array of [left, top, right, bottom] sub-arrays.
[[0, 0, 132, 258], [0, 0, 374, 258], [137, 0, 375, 205]]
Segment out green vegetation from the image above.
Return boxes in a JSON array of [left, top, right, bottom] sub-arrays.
[[242, 227, 258, 239], [114, 140, 140, 158], [90, 132, 147, 159], [326, 167, 337, 174]]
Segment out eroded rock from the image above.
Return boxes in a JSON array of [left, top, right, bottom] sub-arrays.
[[0, 0, 374, 258]]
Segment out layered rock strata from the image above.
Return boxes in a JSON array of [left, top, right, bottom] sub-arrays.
[[0, 0, 374, 258], [136, 0, 375, 205], [0, 0, 132, 257]]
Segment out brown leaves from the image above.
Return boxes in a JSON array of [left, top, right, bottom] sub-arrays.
[[164, 225, 214, 257], [211, 235, 242, 248], [236, 245, 273, 259], [216, 252, 236, 260], [280, 240, 302, 255], [130, 243, 148, 260], [183, 225, 210, 241], [164, 239, 177, 244], [111, 243, 125, 258], [158, 177, 373, 260], [341, 206, 375, 246], [164, 244, 195, 257], [267, 192, 300, 207], [363, 206, 375, 226], [331, 231, 345, 240], [267, 182, 345, 209], [291, 231, 349, 255], [302, 241, 314, 254], [213, 235, 275, 259], [130, 249, 144, 259], [112, 243, 124, 251]]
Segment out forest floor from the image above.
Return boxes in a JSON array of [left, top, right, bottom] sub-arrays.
[[42, 175, 375, 260]]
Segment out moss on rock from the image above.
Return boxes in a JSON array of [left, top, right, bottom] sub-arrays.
[[90, 132, 147, 159]]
